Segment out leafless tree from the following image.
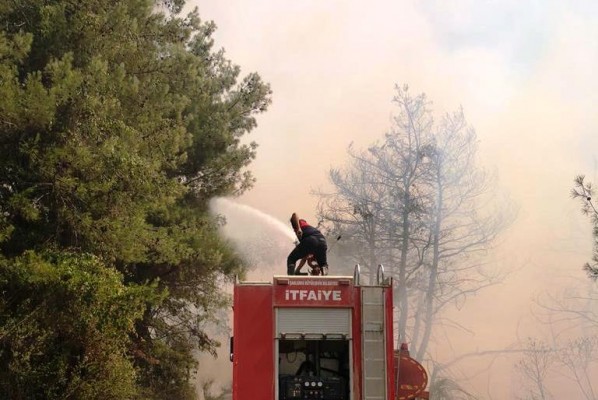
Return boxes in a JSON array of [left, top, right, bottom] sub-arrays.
[[317, 85, 434, 344], [316, 85, 515, 384], [557, 336, 598, 400], [516, 282, 598, 399], [317, 144, 394, 279], [515, 334, 598, 400], [515, 338, 555, 400], [412, 108, 514, 360], [535, 282, 598, 339]]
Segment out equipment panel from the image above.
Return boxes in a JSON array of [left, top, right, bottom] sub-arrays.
[[279, 376, 346, 400]]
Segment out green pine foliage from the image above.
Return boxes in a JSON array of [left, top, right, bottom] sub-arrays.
[[0, 251, 164, 399], [0, 0, 271, 397], [571, 176, 598, 280]]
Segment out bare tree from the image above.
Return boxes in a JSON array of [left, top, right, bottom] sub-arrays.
[[515, 335, 598, 400], [557, 336, 598, 400], [316, 85, 514, 385], [412, 108, 514, 360], [515, 338, 555, 400], [317, 85, 433, 343], [515, 281, 598, 399], [535, 283, 598, 336], [317, 144, 394, 279], [368, 85, 434, 343]]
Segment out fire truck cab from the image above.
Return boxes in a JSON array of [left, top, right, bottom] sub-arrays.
[[231, 266, 405, 400]]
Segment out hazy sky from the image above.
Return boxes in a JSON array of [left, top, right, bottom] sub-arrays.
[[190, 1, 598, 398]]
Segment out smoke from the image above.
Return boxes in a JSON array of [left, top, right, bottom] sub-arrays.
[[195, 198, 298, 399], [192, 1, 598, 398], [209, 197, 295, 278]]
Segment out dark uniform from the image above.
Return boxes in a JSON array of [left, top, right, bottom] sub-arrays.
[[287, 220, 328, 275]]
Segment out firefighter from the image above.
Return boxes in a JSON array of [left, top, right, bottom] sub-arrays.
[[287, 213, 328, 275]]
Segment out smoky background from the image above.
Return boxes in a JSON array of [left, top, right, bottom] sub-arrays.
[[189, 1, 598, 398]]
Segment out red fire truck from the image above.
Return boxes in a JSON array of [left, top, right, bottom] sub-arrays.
[[230, 266, 429, 400]]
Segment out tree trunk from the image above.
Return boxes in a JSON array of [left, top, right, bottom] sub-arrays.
[[397, 191, 411, 343], [416, 177, 442, 361]]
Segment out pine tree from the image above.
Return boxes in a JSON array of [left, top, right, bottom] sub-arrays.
[[0, 0, 271, 397]]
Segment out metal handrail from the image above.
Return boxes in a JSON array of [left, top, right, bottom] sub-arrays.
[[376, 264, 385, 285], [353, 264, 361, 285]]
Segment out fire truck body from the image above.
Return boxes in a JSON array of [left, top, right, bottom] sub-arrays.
[[231, 270, 396, 400]]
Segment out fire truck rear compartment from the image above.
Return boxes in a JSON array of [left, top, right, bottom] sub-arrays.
[[278, 339, 349, 400], [276, 306, 352, 399]]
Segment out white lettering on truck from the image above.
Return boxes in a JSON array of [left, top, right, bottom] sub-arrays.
[[284, 289, 342, 301]]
